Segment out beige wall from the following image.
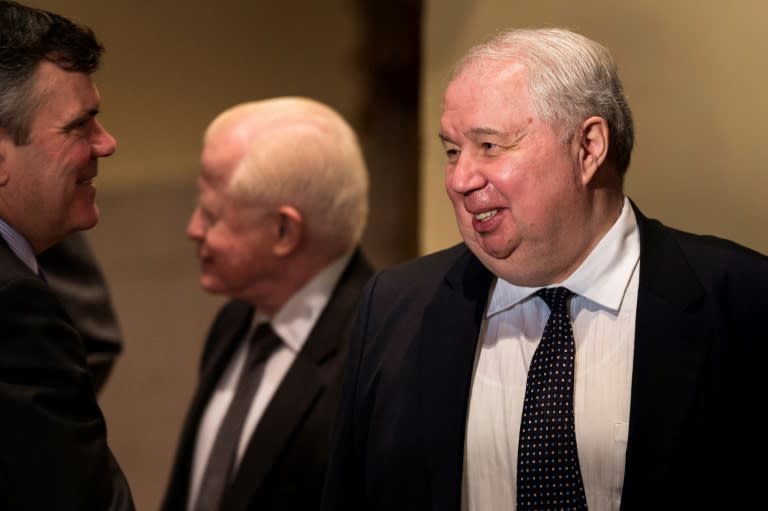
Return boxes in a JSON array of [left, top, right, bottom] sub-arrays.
[[421, 0, 768, 255], [29, 0, 365, 192]]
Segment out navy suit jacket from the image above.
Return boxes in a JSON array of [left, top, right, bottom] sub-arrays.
[[321, 205, 768, 510], [162, 249, 373, 511], [0, 239, 134, 510]]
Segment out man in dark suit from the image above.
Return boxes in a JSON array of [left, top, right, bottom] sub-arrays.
[[162, 97, 373, 511], [321, 28, 768, 510], [0, 1, 134, 509]]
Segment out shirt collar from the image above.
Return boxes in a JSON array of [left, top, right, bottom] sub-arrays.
[[0, 217, 39, 275], [487, 197, 640, 316], [252, 251, 353, 353]]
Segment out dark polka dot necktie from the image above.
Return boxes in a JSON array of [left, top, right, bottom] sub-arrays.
[[516, 287, 588, 510]]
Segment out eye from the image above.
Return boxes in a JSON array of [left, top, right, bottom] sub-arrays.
[[200, 207, 217, 227], [64, 117, 93, 135], [481, 142, 497, 150], [443, 144, 461, 163]]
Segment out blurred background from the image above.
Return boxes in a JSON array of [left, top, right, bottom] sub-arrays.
[[28, 1, 768, 509]]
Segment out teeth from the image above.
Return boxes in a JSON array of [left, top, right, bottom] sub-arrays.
[[475, 209, 498, 221]]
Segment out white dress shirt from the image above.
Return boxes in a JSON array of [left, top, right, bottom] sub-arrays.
[[187, 253, 352, 511], [462, 198, 640, 511]]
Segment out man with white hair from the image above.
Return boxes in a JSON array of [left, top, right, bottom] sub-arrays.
[[321, 28, 768, 510], [162, 97, 373, 511]]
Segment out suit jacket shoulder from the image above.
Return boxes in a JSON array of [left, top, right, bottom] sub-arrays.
[[623, 205, 768, 510], [0, 241, 134, 510], [634, 205, 768, 343], [637, 207, 767, 294]]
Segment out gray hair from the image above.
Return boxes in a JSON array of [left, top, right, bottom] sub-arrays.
[[451, 28, 635, 174], [0, 1, 103, 145]]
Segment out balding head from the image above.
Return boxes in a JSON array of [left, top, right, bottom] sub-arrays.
[[203, 97, 369, 257]]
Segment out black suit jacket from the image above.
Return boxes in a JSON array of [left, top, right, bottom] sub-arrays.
[[0, 240, 134, 510], [321, 205, 768, 510], [162, 249, 373, 511]]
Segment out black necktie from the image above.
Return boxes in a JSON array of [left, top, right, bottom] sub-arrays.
[[193, 323, 282, 511], [516, 287, 588, 510]]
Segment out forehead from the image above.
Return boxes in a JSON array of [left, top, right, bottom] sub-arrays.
[[441, 60, 533, 130], [30, 61, 99, 114], [200, 137, 242, 188], [196, 172, 243, 224], [200, 114, 264, 183]]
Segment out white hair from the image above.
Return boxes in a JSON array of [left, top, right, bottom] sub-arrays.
[[451, 28, 635, 174]]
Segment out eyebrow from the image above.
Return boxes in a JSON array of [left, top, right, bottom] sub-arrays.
[[438, 126, 512, 143], [468, 127, 506, 137], [63, 108, 99, 131]]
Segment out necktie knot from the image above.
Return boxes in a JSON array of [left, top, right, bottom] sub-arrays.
[[536, 286, 573, 312], [247, 323, 282, 367]]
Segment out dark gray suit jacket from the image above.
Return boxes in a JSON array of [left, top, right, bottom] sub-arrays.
[[162, 249, 373, 511], [0, 239, 134, 511], [321, 204, 768, 510]]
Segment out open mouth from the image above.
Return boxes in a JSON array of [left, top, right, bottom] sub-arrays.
[[474, 209, 498, 222]]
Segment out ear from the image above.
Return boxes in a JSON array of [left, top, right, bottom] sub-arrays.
[[272, 205, 304, 257], [577, 116, 609, 186]]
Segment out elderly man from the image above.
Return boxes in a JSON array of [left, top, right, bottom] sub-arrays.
[[321, 28, 768, 510], [162, 97, 373, 511], [0, 1, 134, 510]]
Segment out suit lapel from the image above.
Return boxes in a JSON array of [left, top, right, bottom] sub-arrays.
[[188, 303, 254, 447], [419, 248, 493, 511], [163, 301, 253, 509], [199, 304, 255, 389], [225, 355, 323, 509], [224, 251, 373, 510], [621, 207, 711, 507]]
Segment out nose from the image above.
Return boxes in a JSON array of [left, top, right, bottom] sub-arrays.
[[186, 207, 204, 241], [446, 153, 486, 196], [91, 120, 117, 158]]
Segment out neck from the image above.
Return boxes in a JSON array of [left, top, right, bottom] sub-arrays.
[[250, 250, 341, 316]]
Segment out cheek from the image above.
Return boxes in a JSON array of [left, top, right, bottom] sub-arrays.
[[65, 148, 92, 175], [47, 137, 83, 164], [202, 247, 244, 287], [446, 189, 464, 212], [206, 231, 263, 272], [200, 228, 237, 262]]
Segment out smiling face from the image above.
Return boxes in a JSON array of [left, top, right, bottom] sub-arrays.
[[186, 124, 286, 311], [0, 61, 116, 252], [440, 60, 601, 286]]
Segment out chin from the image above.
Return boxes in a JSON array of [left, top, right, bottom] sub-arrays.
[[73, 217, 99, 232], [69, 204, 100, 231], [199, 277, 227, 296]]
